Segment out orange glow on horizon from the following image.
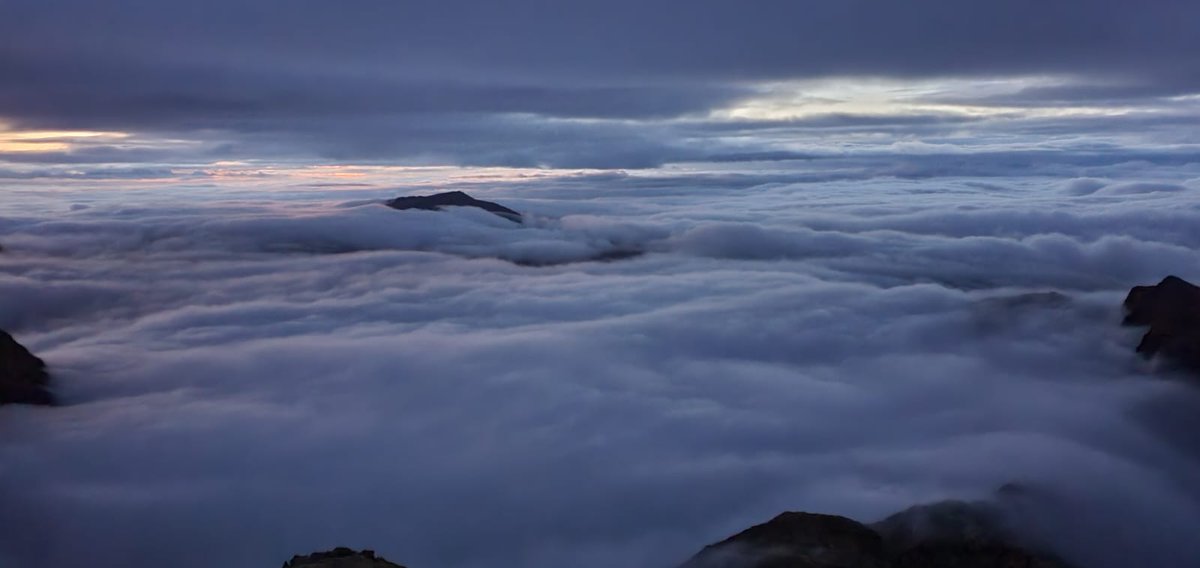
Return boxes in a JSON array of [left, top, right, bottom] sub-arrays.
[[0, 126, 130, 153], [4, 130, 129, 141], [0, 140, 71, 152]]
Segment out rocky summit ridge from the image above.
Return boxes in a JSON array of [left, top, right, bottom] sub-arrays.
[[282, 547, 406, 568], [384, 191, 522, 223]]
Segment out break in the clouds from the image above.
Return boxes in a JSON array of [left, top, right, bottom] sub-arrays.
[[4, 0, 1200, 170]]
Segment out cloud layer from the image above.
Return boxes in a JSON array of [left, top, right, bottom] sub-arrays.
[[2, 166, 1200, 568]]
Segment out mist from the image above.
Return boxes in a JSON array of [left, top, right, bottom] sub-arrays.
[[2, 163, 1199, 568]]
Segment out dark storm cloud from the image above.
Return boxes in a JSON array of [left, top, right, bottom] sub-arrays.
[[0, 53, 748, 130], [7, 0, 1200, 81]]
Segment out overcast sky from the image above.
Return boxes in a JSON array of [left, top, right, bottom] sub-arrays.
[[3, 0, 1200, 173]]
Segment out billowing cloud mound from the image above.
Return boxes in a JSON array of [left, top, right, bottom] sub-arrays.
[[2, 164, 1200, 568]]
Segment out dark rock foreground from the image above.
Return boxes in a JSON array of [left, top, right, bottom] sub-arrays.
[[874, 496, 1069, 568], [680, 497, 1071, 568], [385, 191, 522, 222], [681, 512, 888, 568], [1124, 275, 1200, 373], [0, 329, 53, 405], [283, 547, 406, 568], [283, 490, 1074, 568]]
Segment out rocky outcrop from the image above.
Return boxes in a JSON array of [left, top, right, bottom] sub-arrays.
[[681, 512, 888, 568], [874, 497, 1069, 568], [0, 330, 53, 405], [385, 191, 522, 223], [681, 498, 1071, 568], [277, 492, 1073, 568], [283, 547, 406, 568], [1123, 275, 1200, 373]]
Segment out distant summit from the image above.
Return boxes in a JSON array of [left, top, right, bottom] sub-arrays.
[[385, 191, 522, 223], [283, 547, 406, 568]]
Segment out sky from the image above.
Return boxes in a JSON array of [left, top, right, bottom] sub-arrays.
[[3, 3, 1200, 568], [3, 0, 1200, 175]]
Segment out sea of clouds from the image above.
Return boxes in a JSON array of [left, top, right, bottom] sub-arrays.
[[2, 165, 1200, 568]]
